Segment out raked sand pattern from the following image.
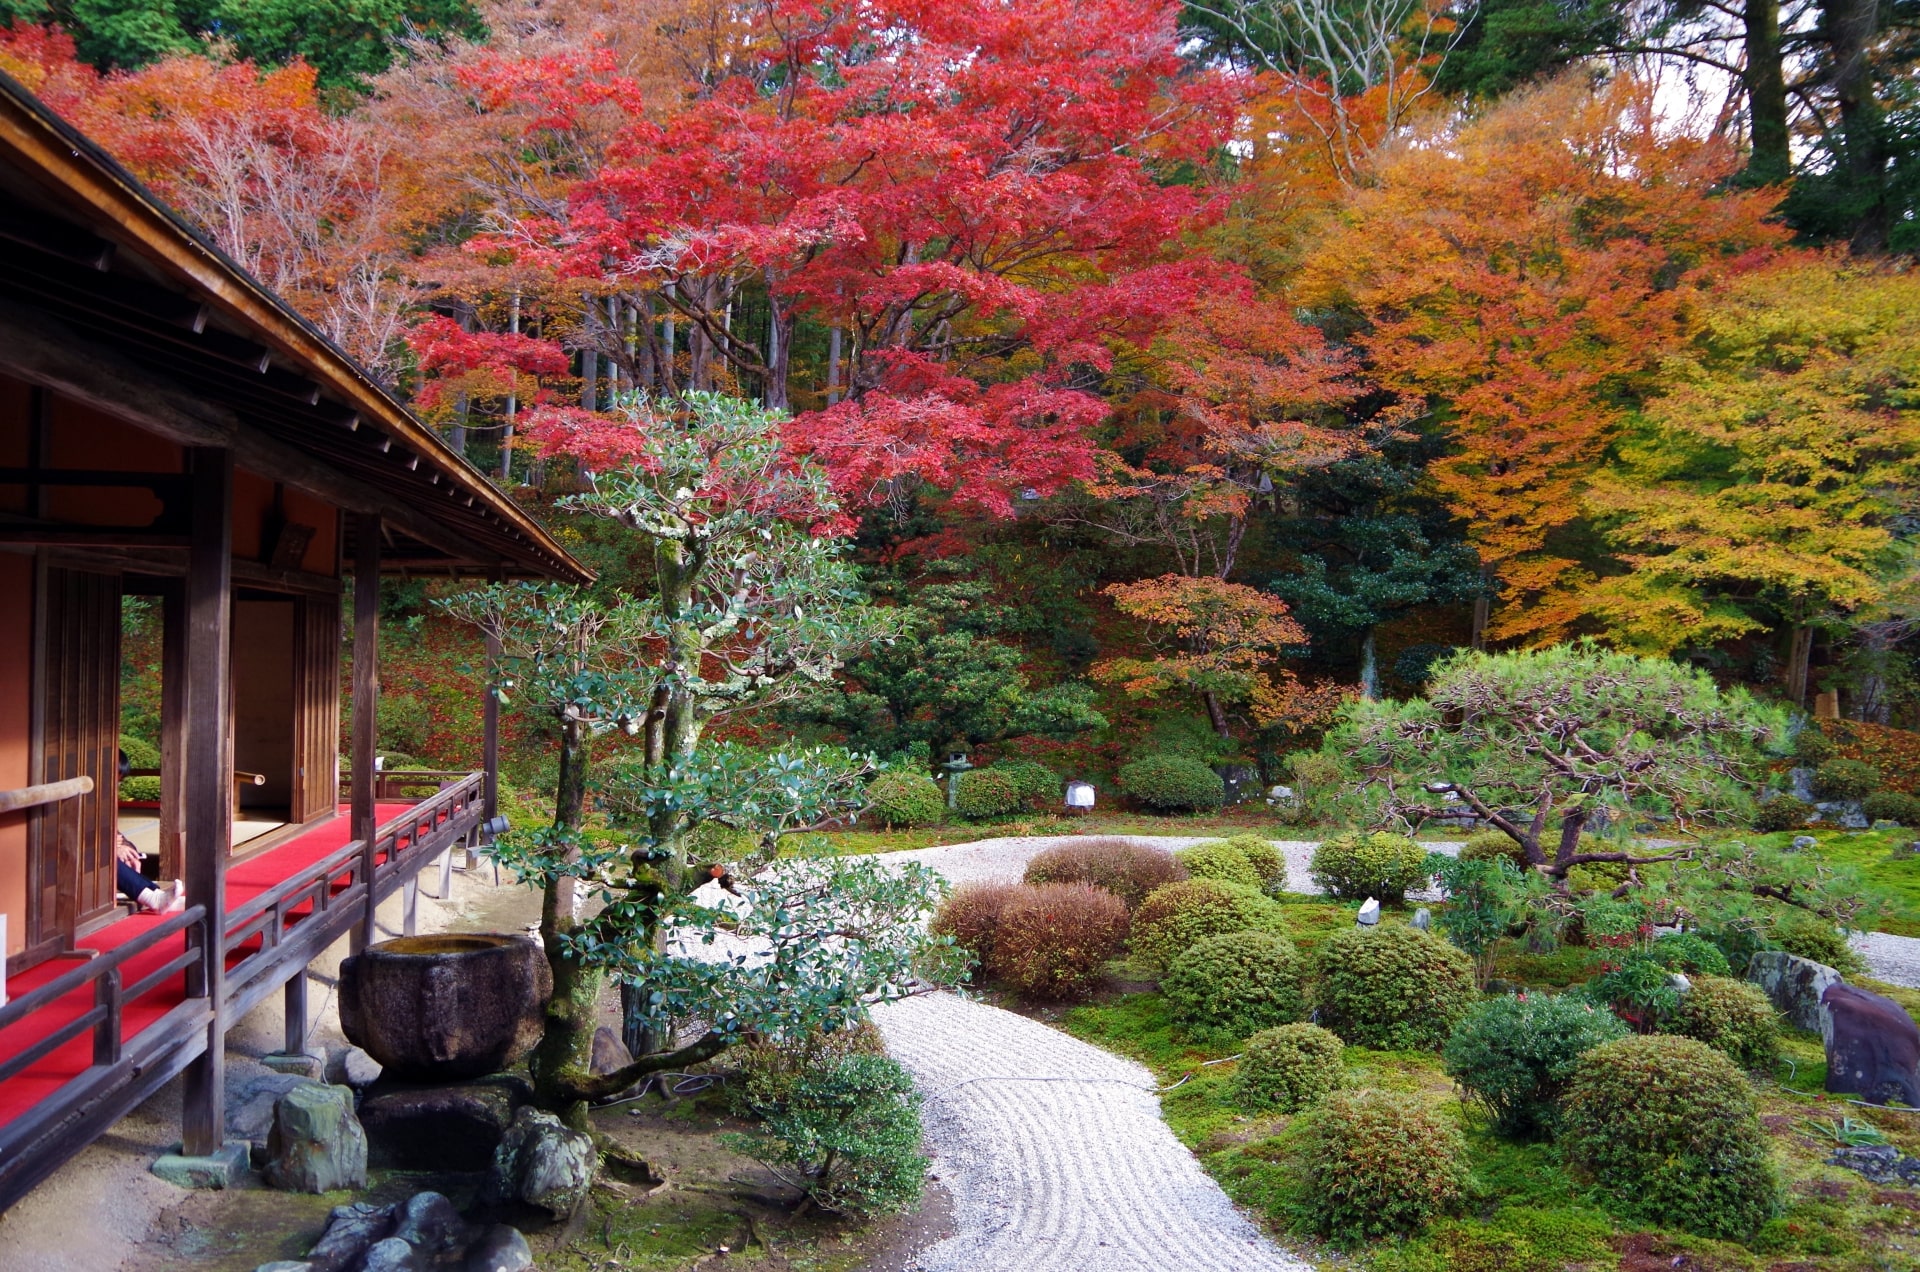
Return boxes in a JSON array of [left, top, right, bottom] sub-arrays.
[[869, 835, 1327, 1272]]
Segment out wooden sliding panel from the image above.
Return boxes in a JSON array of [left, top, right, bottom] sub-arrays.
[[29, 562, 122, 947], [289, 592, 340, 824]]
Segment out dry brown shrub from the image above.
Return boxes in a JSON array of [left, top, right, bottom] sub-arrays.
[[990, 882, 1130, 1000], [1022, 838, 1188, 909], [929, 882, 1024, 968]]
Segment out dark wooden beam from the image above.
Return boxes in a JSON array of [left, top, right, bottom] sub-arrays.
[[484, 568, 502, 822], [0, 528, 189, 547], [350, 511, 379, 950], [180, 446, 232, 1158], [0, 202, 114, 271]]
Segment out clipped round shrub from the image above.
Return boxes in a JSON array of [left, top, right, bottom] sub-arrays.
[[1118, 754, 1225, 813], [1754, 795, 1813, 833], [992, 758, 1060, 809], [1315, 925, 1478, 1051], [1650, 932, 1732, 978], [1212, 834, 1284, 888], [1669, 976, 1779, 1068], [1813, 757, 1881, 801], [1310, 830, 1431, 902], [990, 882, 1129, 999], [1230, 1022, 1344, 1112], [1131, 878, 1288, 972], [1770, 912, 1867, 976], [954, 769, 1021, 820], [1300, 1089, 1469, 1241], [1174, 839, 1262, 890], [1162, 931, 1306, 1041], [1561, 1035, 1778, 1238], [1442, 993, 1629, 1139], [1459, 830, 1528, 869], [1793, 724, 1837, 766], [929, 882, 1023, 969], [1863, 789, 1920, 825], [865, 770, 946, 828], [1023, 838, 1187, 909]]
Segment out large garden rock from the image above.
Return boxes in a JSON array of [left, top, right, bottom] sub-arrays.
[[485, 1107, 595, 1220], [1823, 982, 1920, 1106], [359, 1073, 533, 1171], [289, 1191, 530, 1272], [264, 1083, 367, 1193], [339, 934, 551, 1082], [1747, 950, 1844, 1033]]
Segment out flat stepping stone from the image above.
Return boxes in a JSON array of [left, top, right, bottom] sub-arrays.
[[873, 992, 1308, 1272]]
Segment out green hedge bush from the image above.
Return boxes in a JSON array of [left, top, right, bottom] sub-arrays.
[[1560, 1035, 1779, 1238], [1793, 724, 1836, 765], [725, 1053, 926, 1216], [1210, 834, 1285, 888], [1131, 878, 1288, 972], [1441, 993, 1629, 1139], [1230, 1023, 1344, 1113], [1670, 977, 1780, 1068], [1771, 912, 1867, 975], [1174, 840, 1263, 890], [1863, 789, 1920, 825], [119, 734, 161, 802], [1459, 830, 1528, 869], [1650, 932, 1732, 978], [1813, 757, 1881, 800], [1161, 930, 1306, 1042], [1300, 1090, 1469, 1242], [992, 758, 1060, 809], [1753, 796, 1812, 833], [990, 883, 1129, 1000], [1022, 838, 1186, 909], [865, 770, 946, 828], [1118, 754, 1225, 813], [1315, 925, 1478, 1051], [1311, 831, 1430, 902], [954, 769, 1021, 820]]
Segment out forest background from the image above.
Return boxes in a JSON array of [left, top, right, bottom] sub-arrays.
[[11, 0, 1920, 795]]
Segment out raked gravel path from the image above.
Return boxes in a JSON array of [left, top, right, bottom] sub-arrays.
[[1851, 930, 1920, 988], [868, 834, 1344, 1272]]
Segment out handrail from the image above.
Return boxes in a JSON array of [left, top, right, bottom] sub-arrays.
[[0, 777, 93, 815], [0, 904, 209, 1085]]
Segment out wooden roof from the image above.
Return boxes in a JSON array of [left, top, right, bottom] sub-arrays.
[[0, 69, 590, 583]]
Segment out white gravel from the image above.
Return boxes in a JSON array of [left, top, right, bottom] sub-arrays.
[[1850, 930, 1920, 988], [871, 992, 1307, 1272]]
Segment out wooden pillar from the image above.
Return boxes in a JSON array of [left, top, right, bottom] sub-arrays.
[[351, 513, 380, 950], [181, 447, 232, 1157], [158, 582, 186, 880], [283, 971, 307, 1056], [483, 571, 501, 823]]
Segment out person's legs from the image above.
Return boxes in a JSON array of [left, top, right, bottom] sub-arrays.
[[117, 860, 151, 903]]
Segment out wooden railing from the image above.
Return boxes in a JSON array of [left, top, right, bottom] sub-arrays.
[[221, 771, 486, 1020], [340, 768, 475, 802]]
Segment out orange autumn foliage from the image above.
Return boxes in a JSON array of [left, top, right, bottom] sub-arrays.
[[1301, 76, 1788, 644]]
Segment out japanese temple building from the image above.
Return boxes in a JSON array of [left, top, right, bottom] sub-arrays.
[[0, 67, 589, 1209]]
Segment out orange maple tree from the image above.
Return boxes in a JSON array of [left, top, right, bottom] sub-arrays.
[[1301, 75, 1788, 645]]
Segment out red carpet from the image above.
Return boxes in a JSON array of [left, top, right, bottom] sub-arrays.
[[0, 803, 427, 1129]]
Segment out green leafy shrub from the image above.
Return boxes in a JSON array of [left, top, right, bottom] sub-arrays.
[[1300, 1090, 1469, 1241], [1161, 931, 1306, 1042], [990, 883, 1129, 999], [865, 770, 946, 828], [1650, 932, 1732, 978], [1863, 789, 1920, 825], [1459, 830, 1528, 869], [1118, 754, 1226, 813], [1793, 724, 1836, 765], [1022, 838, 1187, 909], [992, 758, 1060, 809], [1753, 796, 1813, 832], [725, 1053, 926, 1216], [1813, 757, 1881, 800], [1231, 1023, 1344, 1112], [1560, 1035, 1779, 1238], [1441, 993, 1629, 1139], [1770, 912, 1867, 975], [1175, 840, 1263, 890], [1132, 878, 1289, 971], [929, 882, 1022, 970], [1212, 834, 1285, 888], [118, 734, 158, 799], [954, 768, 1021, 820], [120, 776, 162, 802], [1670, 975, 1779, 1068], [1311, 831, 1430, 902], [729, 1021, 887, 1107], [1315, 925, 1478, 1050]]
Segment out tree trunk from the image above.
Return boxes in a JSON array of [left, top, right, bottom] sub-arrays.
[[1470, 567, 1491, 651], [1358, 628, 1379, 700], [826, 325, 843, 405], [765, 273, 791, 412], [1786, 623, 1815, 706], [1203, 690, 1233, 741], [1823, 0, 1890, 252], [499, 292, 519, 482], [529, 715, 598, 1108], [1743, 0, 1791, 184]]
